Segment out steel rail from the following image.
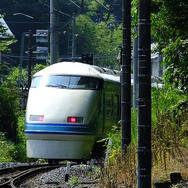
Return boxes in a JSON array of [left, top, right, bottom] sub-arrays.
[[0, 164, 61, 188]]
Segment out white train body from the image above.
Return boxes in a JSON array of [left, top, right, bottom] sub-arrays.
[[25, 62, 120, 160]]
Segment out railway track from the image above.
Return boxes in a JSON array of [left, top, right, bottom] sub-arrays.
[[0, 164, 62, 188]]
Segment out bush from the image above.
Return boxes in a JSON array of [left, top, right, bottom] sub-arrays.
[[100, 83, 188, 187], [0, 86, 20, 142], [152, 84, 188, 169], [10, 115, 28, 162], [0, 132, 14, 162]]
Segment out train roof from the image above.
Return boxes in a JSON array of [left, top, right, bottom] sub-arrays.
[[34, 62, 120, 83]]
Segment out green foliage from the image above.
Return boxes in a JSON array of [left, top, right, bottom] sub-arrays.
[[152, 83, 188, 133], [131, 0, 138, 38], [0, 85, 20, 142], [131, 0, 188, 93], [151, 0, 188, 92], [76, 15, 97, 54], [106, 109, 138, 162], [68, 176, 81, 186], [162, 38, 188, 93], [151, 0, 188, 45], [32, 63, 47, 75], [94, 18, 121, 68], [2, 64, 48, 90], [106, 126, 121, 161], [152, 83, 188, 169], [101, 83, 187, 187], [0, 132, 14, 162], [2, 66, 20, 88], [0, 62, 9, 84], [0, 14, 16, 52], [76, 13, 120, 69], [10, 115, 27, 162], [152, 83, 187, 120]]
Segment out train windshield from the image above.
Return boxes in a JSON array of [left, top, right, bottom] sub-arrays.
[[31, 75, 103, 90]]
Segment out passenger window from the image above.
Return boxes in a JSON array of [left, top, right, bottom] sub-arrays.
[[106, 94, 120, 116], [31, 76, 103, 90]]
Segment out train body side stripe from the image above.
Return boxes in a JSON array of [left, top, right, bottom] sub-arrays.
[[25, 122, 96, 134], [25, 122, 87, 127]]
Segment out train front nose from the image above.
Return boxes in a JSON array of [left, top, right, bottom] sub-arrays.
[[25, 88, 101, 160], [26, 88, 101, 125]]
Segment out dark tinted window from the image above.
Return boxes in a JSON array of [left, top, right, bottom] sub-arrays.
[[31, 75, 103, 90]]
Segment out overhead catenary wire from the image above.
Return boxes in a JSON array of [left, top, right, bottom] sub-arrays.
[[68, 0, 81, 9], [37, 0, 72, 17], [9, 0, 122, 29], [94, 0, 109, 11]]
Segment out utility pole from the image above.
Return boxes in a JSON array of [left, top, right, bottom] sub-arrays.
[[18, 32, 27, 88], [72, 15, 76, 60], [27, 30, 32, 88], [50, 0, 59, 64], [121, 0, 131, 153], [137, 0, 151, 187]]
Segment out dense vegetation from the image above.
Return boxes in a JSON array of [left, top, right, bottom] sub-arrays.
[[101, 84, 187, 187], [0, 0, 187, 186]]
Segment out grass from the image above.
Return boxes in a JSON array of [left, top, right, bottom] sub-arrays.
[[0, 115, 30, 163], [99, 84, 188, 187], [99, 132, 187, 187], [152, 146, 188, 182], [0, 132, 15, 162]]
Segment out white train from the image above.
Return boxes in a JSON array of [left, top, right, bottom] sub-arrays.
[[25, 62, 121, 163]]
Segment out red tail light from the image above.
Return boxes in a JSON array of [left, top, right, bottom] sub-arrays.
[[67, 117, 83, 123], [68, 117, 76, 123], [39, 116, 44, 121]]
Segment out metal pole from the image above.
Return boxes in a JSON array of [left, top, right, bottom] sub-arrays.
[[50, 0, 59, 64], [18, 32, 27, 88], [27, 30, 32, 89], [137, 0, 151, 187], [72, 16, 76, 61], [133, 36, 138, 108], [121, 0, 131, 153]]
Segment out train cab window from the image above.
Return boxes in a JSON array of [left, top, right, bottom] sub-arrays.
[[31, 76, 103, 90]]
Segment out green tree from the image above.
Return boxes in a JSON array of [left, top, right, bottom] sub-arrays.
[[0, 14, 16, 51], [131, 0, 188, 92], [0, 13, 17, 83], [151, 0, 188, 92], [0, 14, 19, 142], [0, 85, 20, 142], [76, 12, 121, 68], [0, 62, 9, 84], [0, 66, 21, 142]]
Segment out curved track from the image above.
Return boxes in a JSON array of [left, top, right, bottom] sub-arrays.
[[0, 164, 62, 188]]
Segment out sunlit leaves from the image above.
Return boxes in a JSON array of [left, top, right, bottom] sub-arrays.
[[0, 14, 16, 52], [150, 0, 188, 92], [162, 38, 188, 92]]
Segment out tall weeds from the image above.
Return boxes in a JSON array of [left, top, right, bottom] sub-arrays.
[[152, 84, 188, 170], [100, 142, 137, 188], [100, 83, 188, 187], [99, 110, 138, 187]]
